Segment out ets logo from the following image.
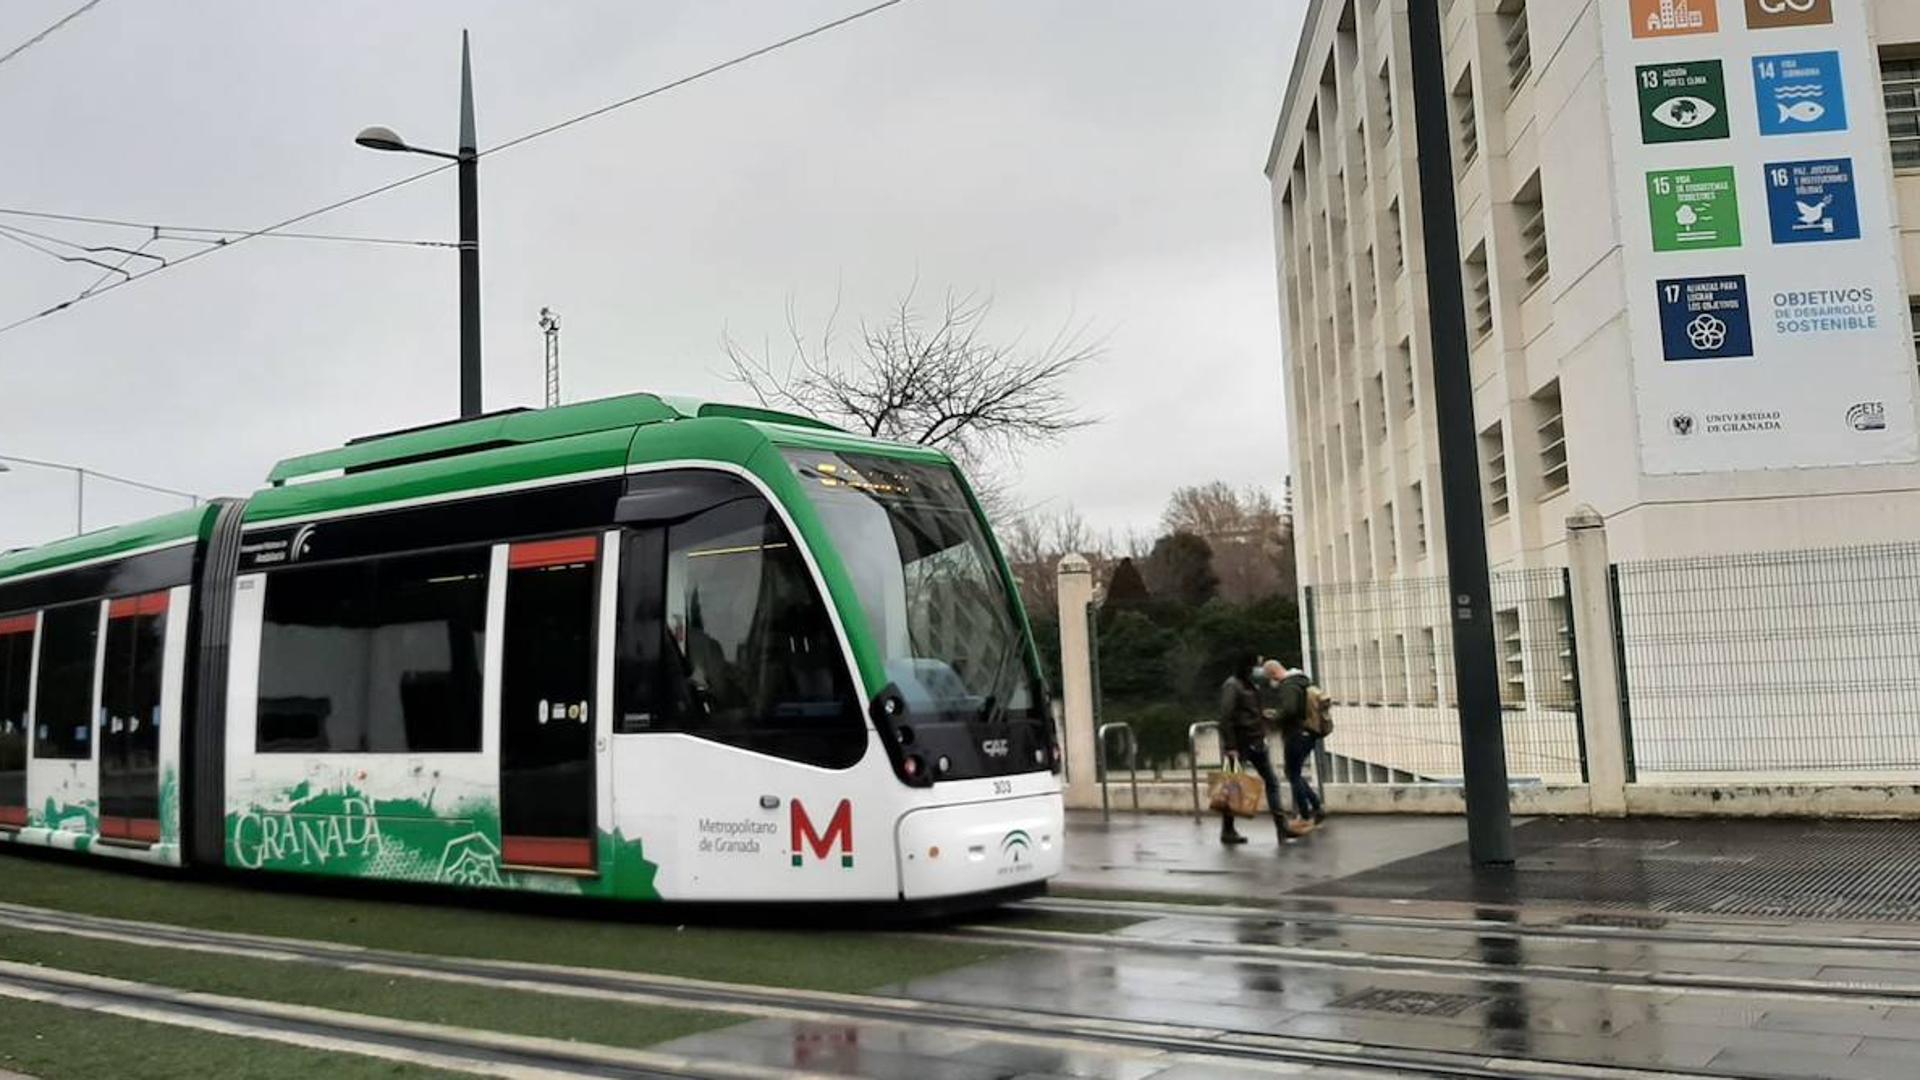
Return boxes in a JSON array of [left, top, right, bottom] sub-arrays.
[[791, 798, 854, 869]]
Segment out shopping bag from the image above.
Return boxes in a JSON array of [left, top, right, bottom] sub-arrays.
[[1206, 769, 1265, 818]]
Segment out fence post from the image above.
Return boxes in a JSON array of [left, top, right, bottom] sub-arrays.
[[1566, 507, 1629, 817], [1057, 555, 1101, 810]]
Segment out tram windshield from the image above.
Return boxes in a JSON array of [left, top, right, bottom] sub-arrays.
[[784, 448, 1050, 778]]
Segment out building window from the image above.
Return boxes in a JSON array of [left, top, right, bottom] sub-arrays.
[[1453, 67, 1479, 169], [1533, 379, 1569, 498], [1413, 627, 1439, 705], [1516, 171, 1549, 293], [1500, 0, 1532, 94], [1481, 421, 1511, 522], [34, 603, 98, 761], [1383, 500, 1399, 571], [1370, 373, 1389, 446], [1910, 297, 1919, 368], [1397, 340, 1416, 415], [257, 548, 490, 754], [1466, 240, 1495, 341], [1378, 59, 1395, 142], [1496, 608, 1526, 704], [1410, 482, 1429, 555], [1885, 56, 1920, 170], [1385, 198, 1405, 278], [1386, 633, 1408, 703]]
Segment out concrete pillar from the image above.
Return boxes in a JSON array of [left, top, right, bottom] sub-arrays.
[[1056, 554, 1100, 810], [1566, 506, 1629, 817]]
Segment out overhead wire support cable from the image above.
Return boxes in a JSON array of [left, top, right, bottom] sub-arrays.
[[0, 0, 912, 341], [0, 0, 106, 71]]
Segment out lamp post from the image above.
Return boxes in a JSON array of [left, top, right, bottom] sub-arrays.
[[356, 30, 483, 419], [0, 455, 199, 537]]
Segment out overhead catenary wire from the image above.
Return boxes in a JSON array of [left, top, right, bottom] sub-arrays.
[[0, 208, 463, 249], [0, 0, 912, 341], [0, 0, 106, 71]]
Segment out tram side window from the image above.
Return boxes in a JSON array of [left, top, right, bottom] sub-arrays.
[[258, 548, 489, 753], [35, 603, 98, 760], [616, 497, 865, 769], [0, 617, 34, 805]]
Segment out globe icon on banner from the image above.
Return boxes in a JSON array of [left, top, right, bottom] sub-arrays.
[[1687, 313, 1728, 351]]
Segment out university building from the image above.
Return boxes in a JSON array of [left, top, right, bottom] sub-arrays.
[[1263, 0, 1920, 789]]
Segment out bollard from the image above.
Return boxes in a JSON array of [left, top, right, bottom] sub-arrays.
[[1096, 721, 1137, 822], [1188, 721, 1221, 822]]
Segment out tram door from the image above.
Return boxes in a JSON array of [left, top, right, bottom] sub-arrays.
[[99, 593, 167, 845], [500, 537, 600, 873]]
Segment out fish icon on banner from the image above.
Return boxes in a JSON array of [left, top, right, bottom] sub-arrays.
[[1753, 52, 1849, 136]]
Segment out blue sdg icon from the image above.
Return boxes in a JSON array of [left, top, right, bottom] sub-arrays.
[[1753, 52, 1848, 137], [1766, 158, 1861, 244], [1657, 275, 1754, 362]]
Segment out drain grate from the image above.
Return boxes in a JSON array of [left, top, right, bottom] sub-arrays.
[[1331, 988, 1490, 1017], [1564, 913, 1671, 931]]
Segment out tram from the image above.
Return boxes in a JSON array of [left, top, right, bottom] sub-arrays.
[[0, 394, 1063, 904]]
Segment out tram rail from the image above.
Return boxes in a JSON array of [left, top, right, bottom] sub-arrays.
[[1017, 894, 1920, 953], [0, 898, 1724, 1080]]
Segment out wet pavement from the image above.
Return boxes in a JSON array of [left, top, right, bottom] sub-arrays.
[[650, 811, 1920, 1078]]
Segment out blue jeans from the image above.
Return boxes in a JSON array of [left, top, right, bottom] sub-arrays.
[[1284, 731, 1322, 820]]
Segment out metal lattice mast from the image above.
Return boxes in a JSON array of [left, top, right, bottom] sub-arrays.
[[539, 307, 561, 408]]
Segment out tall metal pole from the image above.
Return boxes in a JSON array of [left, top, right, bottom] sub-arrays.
[[75, 469, 84, 536], [1405, 0, 1513, 866], [457, 30, 483, 419]]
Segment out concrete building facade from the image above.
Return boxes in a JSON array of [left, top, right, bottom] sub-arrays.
[[1265, 0, 1920, 591]]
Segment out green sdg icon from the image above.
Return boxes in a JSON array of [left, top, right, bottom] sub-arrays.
[[1638, 61, 1730, 144], [1647, 167, 1742, 252]]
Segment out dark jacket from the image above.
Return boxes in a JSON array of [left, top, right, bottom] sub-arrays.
[[1218, 675, 1265, 749], [1267, 671, 1312, 736]]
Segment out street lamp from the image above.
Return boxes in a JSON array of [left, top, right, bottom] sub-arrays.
[[0, 455, 199, 538], [356, 29, 483, 419]]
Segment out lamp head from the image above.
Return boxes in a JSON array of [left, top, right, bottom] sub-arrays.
[[354, 125, 411, 153]]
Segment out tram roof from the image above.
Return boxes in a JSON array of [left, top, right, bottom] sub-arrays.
[[0, 504, 218, 585], [0, 393, 952, 581]]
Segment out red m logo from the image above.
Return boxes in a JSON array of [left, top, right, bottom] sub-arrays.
[[791, 799, 853, 868]]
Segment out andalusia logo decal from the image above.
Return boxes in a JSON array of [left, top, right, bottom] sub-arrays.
[[791, 798, 853, 869], [1000, 829, 1033, 863]]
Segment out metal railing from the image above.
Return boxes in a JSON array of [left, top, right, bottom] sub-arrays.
[[1187, 720, 1222, 821], [1096, 721, 1139, 821]]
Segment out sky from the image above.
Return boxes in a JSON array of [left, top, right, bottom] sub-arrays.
[[0, 0, 1307, 552]]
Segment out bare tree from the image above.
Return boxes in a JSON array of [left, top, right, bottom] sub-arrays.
[[1159, 482, 1297, 602], [726, 289, 1100, 481]]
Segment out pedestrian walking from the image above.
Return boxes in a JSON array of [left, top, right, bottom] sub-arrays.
[[1263, 659, 1326, 827], [1218, 652, 1302, 845]]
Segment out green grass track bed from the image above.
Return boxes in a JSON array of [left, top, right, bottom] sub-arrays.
[[0, 997, 466, 1080], [0, 849, 1006, 993]]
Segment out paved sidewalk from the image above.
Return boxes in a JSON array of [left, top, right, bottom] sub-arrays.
[[1061, 810, 1920, 923]]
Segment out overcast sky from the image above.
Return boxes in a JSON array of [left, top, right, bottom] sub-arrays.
[[0, 0, 1306, 552]]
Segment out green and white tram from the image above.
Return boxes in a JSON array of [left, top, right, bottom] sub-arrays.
[[0, 394, 1063, 904]]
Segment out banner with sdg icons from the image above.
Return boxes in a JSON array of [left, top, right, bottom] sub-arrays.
[[1602, 0, 1918, 475]]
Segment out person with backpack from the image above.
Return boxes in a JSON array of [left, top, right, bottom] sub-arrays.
[[1219, 653, 1309, 846], [1263, 660, 1327, 827]]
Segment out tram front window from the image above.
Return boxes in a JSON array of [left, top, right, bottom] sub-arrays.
[[785, 449, 1051, 779]]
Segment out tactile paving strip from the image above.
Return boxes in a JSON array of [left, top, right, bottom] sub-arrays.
[[1299, 819, 1920, 921]]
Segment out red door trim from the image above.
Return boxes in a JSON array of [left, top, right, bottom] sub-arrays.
[[0, 614, 35, 636], [509, 536, 599, 570], [108, 592, 170, 619], [0, 807, 26, 828], [502, 835, 597, 871]]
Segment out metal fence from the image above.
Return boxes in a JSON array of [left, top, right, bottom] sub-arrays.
[[1305, 568, 1586, 786], [1614, 542, 1920, 778]]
